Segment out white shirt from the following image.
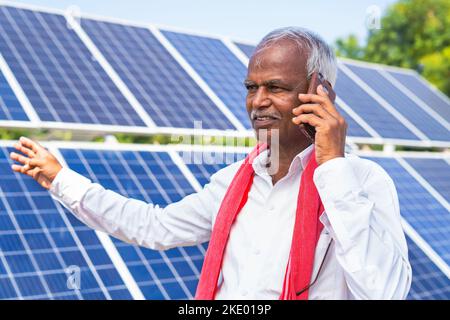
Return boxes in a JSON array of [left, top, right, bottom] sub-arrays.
[[50, 145, 412, 300]]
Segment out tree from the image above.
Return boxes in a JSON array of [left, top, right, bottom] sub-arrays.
[[334, 0, 450, 97]]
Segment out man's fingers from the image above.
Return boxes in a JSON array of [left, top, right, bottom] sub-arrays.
[[13, 142, 36, 158], [298, 86, 340, 118], [9, 151, 31, 165], [19, 136, 41, 153], [292, 103, 333, 119]]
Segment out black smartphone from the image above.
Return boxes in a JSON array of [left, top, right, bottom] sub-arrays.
[[298, 72, 336, 142]]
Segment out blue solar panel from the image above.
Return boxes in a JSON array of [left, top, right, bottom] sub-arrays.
[[367, 156, 450, 265], [80, 20, 235, 130], [404, 158, 450, 203], [0, 6, 144, 126], [335, 67, 419, 140], [387, 70, 450, 122], [1, 146, 133, 300], [0, 70, 28, 121], [162, 31, 251, 129], [335, 101, 372, 138], [179, 151, 246, 186], [234, 42, 255, 58], [406, 235, 450, 299], [60, 148, 207, 299], [345, 64, 450, 141]]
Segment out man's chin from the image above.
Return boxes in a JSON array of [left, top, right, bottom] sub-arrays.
[[254, 126, 280, 143]]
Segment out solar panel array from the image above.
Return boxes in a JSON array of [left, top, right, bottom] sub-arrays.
[[0, 4, 447, 144], [0, 3, 449, 300], [1, 141, 449, 299]]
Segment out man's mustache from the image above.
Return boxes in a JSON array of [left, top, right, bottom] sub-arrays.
[[250, 109, 282, 120]]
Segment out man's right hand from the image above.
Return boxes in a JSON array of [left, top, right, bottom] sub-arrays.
[[9, 136, 63, 190]]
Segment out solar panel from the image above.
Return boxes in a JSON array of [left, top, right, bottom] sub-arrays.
[[335, 100, 373, 138], [406, 235, 450, 299], [80, 19, 236, 131], [178, 150, 246, 186], [387, 70, 450, 122], [344, 63, 450, 142], [404, 158, 450, 203], [1, 146, 133, 300], [162, 30, 252, 129], [0, 6, 145, 127], [0, 69, 28, 121], [335, 66, 420, 140], [234, 42, 255, 59], [60, 148, 207, 299], [366, 156, 450, 265]]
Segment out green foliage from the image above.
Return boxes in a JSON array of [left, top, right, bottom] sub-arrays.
[[334, 0, 450, 97]]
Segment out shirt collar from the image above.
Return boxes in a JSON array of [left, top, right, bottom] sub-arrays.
[[252, 144, 315, 178]]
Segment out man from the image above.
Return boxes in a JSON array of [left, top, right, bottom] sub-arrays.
[[10, 27, 412, 300]]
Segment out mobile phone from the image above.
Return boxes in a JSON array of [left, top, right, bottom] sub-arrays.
[[298, 72, 336, 142]]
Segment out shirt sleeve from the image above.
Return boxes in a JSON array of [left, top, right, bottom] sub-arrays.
[[50, 166, 231, 250], [313, 156, 412, 300]]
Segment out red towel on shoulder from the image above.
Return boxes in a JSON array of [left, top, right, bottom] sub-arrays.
[[195, 143, 324, 300]]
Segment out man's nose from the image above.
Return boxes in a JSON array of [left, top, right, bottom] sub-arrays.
[[251, 87, 271, 109]]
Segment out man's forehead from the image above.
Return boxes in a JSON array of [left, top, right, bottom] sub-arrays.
[[248, 39, 308, 75]]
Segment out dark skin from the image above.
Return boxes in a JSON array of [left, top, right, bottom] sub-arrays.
[[245, 39, 347, 185]]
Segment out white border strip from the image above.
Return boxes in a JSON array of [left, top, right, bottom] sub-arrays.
[[0, 53, 40, 123], [335, 96, 381, 138], [379, 69, 450, 129], [222, 37, 250, 66], [150, 26, 246, 132], [395, 156, 450, 209], [339, 62, 430, 141], [402, 219, 450, 279], [65, 15, 156, 129], [52, 146, 145, 300]]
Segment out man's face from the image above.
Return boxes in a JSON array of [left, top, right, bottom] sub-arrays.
[[245, 39, 309, 147]]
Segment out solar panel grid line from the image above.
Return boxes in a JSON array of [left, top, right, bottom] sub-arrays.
[[0, 187, 55, 298], [62, 147, 147, 299], [79, 18, 238, 132], [337, 56, 418, 76], [335, 96, 381, 138], [0, 246, 23, 299], [167, 149, 204, 192], [1, 154, 128, 301], [112, 150, 194, 299], [410, 69, 450, 106], [221, 37, 250, 67], [161, 30, 253, 130], [0, 5, 148, 128], [0, 54, 37, 123], [401, 219, 450, 279], [65, 15, 156, 129], [66, 147, 199, 299], [51, 147, 142, 300], [0, 8, 66, 123], [30, 11, 122, 127], [341, 60, 450, 142], [339, 62, 429, 141], [150, 26, 247, 132], [395, 157, 450, 210], [91, 232, 144, 300], [378, 69, 450, 130]]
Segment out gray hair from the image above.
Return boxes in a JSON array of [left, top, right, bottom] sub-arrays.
[[253, 27, 337, 86]]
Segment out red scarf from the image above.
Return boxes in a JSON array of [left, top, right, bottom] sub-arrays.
[[195, 144, 324, 300]]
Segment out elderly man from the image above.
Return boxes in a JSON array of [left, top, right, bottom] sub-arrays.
[[10, 27, 412, 300]]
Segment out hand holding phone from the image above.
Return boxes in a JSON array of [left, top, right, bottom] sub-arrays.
[[298, 72, 336, 142]]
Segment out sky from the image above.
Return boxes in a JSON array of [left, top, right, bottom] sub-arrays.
[[8, 0, 397, 45]]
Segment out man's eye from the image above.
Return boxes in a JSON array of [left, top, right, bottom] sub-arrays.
[[268, 86, 283, 93], [245, 85, 257, 92]]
